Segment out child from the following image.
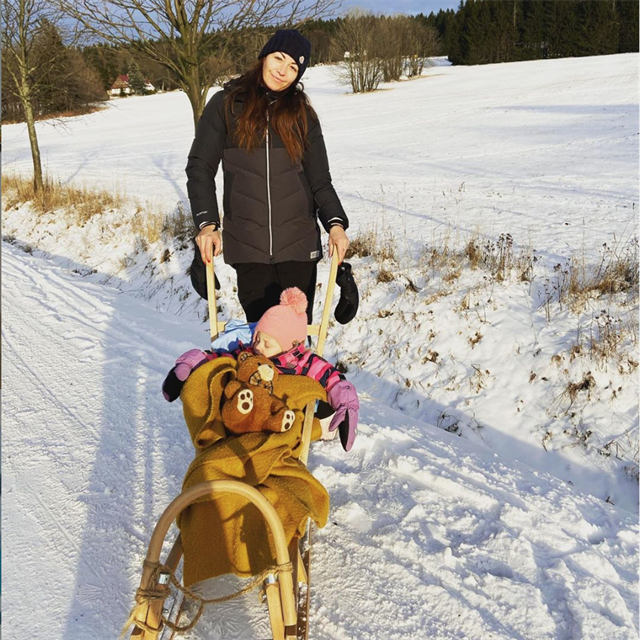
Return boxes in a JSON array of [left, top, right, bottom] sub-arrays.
[[163, 288, 359, 451]]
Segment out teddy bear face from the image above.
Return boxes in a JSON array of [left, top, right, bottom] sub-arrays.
[[221, 381, 295, 435], [220, 352, 295, 435], [236, 351, 278, 394]]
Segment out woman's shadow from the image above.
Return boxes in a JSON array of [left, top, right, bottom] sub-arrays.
[[58, 246, 277, 639]]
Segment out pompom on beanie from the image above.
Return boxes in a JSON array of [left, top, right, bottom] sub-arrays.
[[254, 287, 308, 353], [258, 29, 311, 82]]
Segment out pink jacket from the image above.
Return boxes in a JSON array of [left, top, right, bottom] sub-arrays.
[[205, 344, 344, 391]]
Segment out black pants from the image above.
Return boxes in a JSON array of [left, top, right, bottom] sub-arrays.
[[233, 261, 318, 324]]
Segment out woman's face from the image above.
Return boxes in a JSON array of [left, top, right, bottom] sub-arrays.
[[262, 51, 299, 92], [253, 331, 283, 358]]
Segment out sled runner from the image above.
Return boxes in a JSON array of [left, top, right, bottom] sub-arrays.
[[124, 252, 340, 640]]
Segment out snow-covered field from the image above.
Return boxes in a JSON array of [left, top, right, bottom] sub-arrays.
[[2, 54, 638, 639]]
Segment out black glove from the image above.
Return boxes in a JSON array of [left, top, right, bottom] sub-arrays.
[[334, 262, 359, 324], [190, 238, 220, 300], [162, 368, 183, 403]]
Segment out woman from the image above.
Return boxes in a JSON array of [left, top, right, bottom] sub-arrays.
[[186, 29, 350, 323]]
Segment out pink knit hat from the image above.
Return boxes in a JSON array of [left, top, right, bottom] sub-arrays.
[[254, 288, 308, 353]]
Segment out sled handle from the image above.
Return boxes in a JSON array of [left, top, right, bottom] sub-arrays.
[[141, 480, 296, 624], [316, 251, 339, 358], [206, 260, 218, 341], [206, 260, 231, 341], [298, 251, 339, 466]]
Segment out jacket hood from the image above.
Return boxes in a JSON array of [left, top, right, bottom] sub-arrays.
[[222, 77, 243, 92]]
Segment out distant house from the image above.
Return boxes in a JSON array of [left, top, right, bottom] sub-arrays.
[[109, 74, 155, 97], [109, 75, 131, 96]]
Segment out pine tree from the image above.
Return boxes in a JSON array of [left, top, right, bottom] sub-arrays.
[[617, 0, 639, 53], [521, 0, 546, 59], [83, 44, 121, 91], [127, 60, 146, 95], [590, 0, 619, 55], [543, 0, 581, 58], [460, 0, 484, 64], [446, 5, 463, 63], [491, 1, 518, 63], [477, 0, 494, 63], [31, 19, 71, 114], [401, 0, 634, 67]]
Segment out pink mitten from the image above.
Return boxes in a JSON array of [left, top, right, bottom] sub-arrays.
[[162, 349, 209, 402]]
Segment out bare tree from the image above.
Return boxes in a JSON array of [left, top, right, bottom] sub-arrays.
[[2, 0, 76, 191], [376, 16, 441, 81], [405, 20, 440, 77], [331, 9, 384, 93], [378, 16, 408, 83], [63, 0, 341, 130], [305, 28, 334, 64]]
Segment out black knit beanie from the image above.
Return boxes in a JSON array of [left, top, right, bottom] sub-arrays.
[[258, 29, 311, 82]]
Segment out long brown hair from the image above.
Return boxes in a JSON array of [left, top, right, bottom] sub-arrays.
[[224, 60, 318, 163]]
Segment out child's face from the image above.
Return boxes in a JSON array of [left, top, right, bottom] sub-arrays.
[[253, 331, 283, 358]]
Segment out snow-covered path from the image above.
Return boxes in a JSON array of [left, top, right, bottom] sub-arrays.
[[2, 242, 200, 638], [3, 243, 638, 640]]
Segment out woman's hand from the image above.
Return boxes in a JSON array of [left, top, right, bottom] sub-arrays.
[[196, 225, 222, 264], [329, 226, 349, 264]]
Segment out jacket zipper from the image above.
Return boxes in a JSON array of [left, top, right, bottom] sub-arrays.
[[266, 109, 273, 259]]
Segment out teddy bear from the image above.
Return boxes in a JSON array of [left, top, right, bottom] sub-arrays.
[[221, 351, 296, 435]]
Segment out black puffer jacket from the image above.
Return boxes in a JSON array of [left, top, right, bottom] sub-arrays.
[[186, 84, 349, 265]]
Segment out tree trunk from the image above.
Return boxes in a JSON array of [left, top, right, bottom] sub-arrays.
[[181, 57, 209, 132], [17, 73, 44, 193], [186, 77, 208, 132]]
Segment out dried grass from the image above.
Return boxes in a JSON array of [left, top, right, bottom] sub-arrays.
[[161, 202, 193, 241], [1, 172, 195, 248], [377, 268, 394, 283], [346, 226, 396, 262], [540, 238, 638, 326], [568, 238, 639, 305], [1, 104, 105, 125], [2, 173, 123, 225]]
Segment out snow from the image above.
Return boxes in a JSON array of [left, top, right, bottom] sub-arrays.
[[2, 54, 639, 639], [3, 55, 638, 261]]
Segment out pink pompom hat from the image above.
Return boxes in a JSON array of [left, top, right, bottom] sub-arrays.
[[254, 288, 308, 352]]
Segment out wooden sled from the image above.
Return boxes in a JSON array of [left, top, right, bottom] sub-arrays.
[[125, 251, 340, 640]]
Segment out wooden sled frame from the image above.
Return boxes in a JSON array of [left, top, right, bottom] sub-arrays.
[[129, 251, 340, 640]]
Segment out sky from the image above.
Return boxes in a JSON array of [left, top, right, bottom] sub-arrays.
[[335, 0, 460, 17]]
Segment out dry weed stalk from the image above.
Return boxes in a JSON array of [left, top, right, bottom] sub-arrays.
[[569, 239, 639, 305], [162, 202, 193, 240], [465, 232, 533, 281], [541, 238, 639, 318]]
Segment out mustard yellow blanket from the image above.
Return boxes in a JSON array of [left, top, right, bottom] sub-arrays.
[[177, 357, 329, 586]]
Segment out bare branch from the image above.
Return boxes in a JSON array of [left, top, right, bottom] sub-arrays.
[[59, 0, 342, 129]]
